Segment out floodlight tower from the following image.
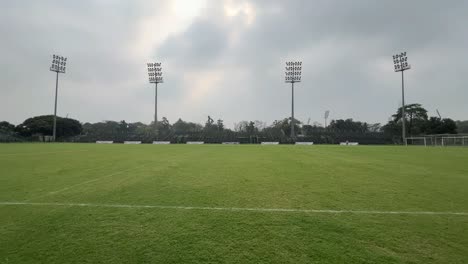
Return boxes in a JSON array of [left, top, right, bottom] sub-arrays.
[[49, 54, 67, 142], [392, 52, 411, 145], [147, 62, 163, 124], [324, 110, 330, 128], [285, 61, 302, 138]]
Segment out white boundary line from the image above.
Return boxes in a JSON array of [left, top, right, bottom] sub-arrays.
[[1, 202, 467, 216]]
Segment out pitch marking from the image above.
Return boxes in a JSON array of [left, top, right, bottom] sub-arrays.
[[25, 163, 150, 201], [1, 202, 467, 216]]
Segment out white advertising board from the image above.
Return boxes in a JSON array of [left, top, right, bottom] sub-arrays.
[[187, 141, 204, 144], [340, 142, 359, 146], [153, 141, 171, 144], [124, 141, 142, 144], [295, 142, 314, 145], [96, 141, 113, 144]]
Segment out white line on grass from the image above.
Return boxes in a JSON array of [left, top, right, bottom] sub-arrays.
[[1, 202, 467, 216], [25, 163, 150, 201]]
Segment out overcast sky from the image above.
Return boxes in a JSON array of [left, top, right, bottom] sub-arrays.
[[1, 0, 467, 127]]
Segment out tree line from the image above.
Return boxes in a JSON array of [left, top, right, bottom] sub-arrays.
[[382, 104, 460, 143], [1, 104, 464, 144]]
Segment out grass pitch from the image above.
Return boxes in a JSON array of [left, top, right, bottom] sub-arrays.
[[1, 143, 468, 263]]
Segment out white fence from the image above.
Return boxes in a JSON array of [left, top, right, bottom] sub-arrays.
[[222, 142, 240, 144]]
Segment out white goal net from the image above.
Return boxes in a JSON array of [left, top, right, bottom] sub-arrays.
[[405, 137, 427, 146], [406, 135, 468, 147], [441, 136, 468, 147]]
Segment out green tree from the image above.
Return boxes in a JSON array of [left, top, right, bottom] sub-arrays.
[[328, 119, 368, 133], [217, 119, 224, 131], [424, 117, 457, 134], [155, 117, 172, 139], [16, 115, 82, 138], [0, 121, 15, 132], [384, 104, 458, 139], [0, 121, 20, 142], [456, 120, 468, 133], [392, 103, 428, 136], [204, 115, 217, 134], [266, 118, 301, 137], [173, 118, 202, 135]]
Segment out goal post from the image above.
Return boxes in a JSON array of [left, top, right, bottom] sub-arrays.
[[411, 135, 468, 147], [441, 136, 468, 147], [405, 137, 427, 146]]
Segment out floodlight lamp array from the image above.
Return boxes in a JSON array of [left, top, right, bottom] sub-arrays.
[[147, 62, 163, 83], [285, 61, 302, 83], [393, 52, 410, 72], [50, 54, 67, 73]]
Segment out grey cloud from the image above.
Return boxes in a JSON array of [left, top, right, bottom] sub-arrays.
[[1, 0, 467, 127], [153, 0, 468, 125], [1, 0, 168, 123], [158, 20, 229, 66]]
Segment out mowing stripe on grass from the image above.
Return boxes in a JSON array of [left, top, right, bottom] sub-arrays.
[[1, 202, 467, 216]]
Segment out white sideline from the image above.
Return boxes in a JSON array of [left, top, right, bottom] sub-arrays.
[[1, 201, 467, 216]]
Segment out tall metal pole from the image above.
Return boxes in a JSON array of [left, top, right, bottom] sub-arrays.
[[49, 54, 67, 142], [401, 70, 406, 145], [324, 110, 330, 130], [53, 71, 59, 142], [392, 52, 410, 146], [147, 62, 162, 129], [285, 61, 301, 140], [291, 81, 295, 138], [155, 82, 158, 124]]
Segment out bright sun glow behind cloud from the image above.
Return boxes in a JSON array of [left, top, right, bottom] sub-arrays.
[[132, 0, 207, 59], [224, 0, 256, 25], [173, 0, 207, 22]]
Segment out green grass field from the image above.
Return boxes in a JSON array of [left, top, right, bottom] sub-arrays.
[[1, 144, 467, 263]]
